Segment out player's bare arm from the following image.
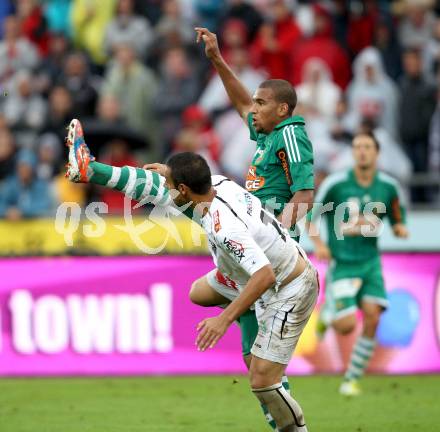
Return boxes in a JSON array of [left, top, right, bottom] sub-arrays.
[[196, 264, 276, 351], [306, 220, 332, 261], [195, 27, 252, 121], [277, 189, 314, 230]]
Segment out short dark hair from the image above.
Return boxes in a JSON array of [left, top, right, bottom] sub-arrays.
[[353, 131, 380, 151], [166, 152, 212, 194], [259, 79, 297, 115]]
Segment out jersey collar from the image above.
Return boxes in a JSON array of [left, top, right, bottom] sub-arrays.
[[274, 116, 306, 130], [349, 168, 378, 189]]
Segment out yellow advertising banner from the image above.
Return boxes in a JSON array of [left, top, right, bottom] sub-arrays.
[[0, 217, 209, 256]]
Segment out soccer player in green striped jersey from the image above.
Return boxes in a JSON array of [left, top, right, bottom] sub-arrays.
[[307, 132, 409, 396], [195, 27, 314, 240]]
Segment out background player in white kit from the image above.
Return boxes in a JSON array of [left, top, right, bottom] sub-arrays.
[[66, 131, 319, 431]]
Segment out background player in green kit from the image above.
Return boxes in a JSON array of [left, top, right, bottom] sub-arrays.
[[307, 132, 408, 396]]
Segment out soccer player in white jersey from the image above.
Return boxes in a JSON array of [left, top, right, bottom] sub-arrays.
[[65, 123, 319, 432]]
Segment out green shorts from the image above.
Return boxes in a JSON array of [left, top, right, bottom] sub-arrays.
[[237, 309, 259, 357], [326, 256, 388, 320]]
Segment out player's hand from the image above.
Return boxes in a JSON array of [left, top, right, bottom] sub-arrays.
[[393, 223, 409, 238], [195, 27, 221, 60], [143, 163, 169, 178], [196, 315, 230, 351], [315, 242, 331, 261]]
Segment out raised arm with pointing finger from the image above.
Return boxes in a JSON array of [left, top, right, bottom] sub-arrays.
[[195, 27, 252, 120]]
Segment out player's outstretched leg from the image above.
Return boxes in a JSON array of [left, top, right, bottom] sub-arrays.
[[65, 119, 169, 204]]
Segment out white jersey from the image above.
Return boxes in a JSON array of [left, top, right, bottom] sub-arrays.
[[202, 176, 301, 303]]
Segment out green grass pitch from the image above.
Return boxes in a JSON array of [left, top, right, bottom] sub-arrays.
[[0, 375, 439, 431]]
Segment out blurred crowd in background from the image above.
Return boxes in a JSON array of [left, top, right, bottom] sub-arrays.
[[0, 0, 440, 219]]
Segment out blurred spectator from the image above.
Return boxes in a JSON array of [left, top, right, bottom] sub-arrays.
[[329, 96, 353, 146], [346, 0, 379, 56], [53, 172, 87, 206], [193, 0, 225, 33], [154, 46, 200, 154], [36, 32, 72, 95], [58, 52, 99, 117], [104, 0, 154, 59], [0, 128, 16, 182], [101, 43, 158, 146], [290, 4, 351, 89], [134, 0, 162, 26], [294, 100, 339, 174], [0, 15, 39, 90], [199, 46, 266, 114], [423, 17, 440, 80], [70, 0, 115, 64], [36, 132, 62, 181], [331, 0, 349, 52], [399, 47, 437, 202], [251, 0, 302, 81], [220, 0, 263, 43], [99, 139, 139, 213], [3, 71, 47, 140], [359, 118, 412, 184], [295, 58, 342, 123], [173, 105, 221, 173], [429, 95, 440, 176], [0, 1, 15, 39], [330, 118, 413, 185], [219, 18, 248, 61], [42, 85, 74, 143], [398, 0, 436, 49], [373, 15, 403, 80], [43, 0, 72, 36], [97, 93, 124, 123], [0, 149, 54, 219], [16, 0, 50, 56], [345, 47, 399, 138], [154, 0, 194, 46], [216, 110, 254, 181]]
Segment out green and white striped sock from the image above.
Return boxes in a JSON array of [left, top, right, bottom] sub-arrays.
[[344, 336, 376, 381], [88, 161, 171, 205], [261, 375, 291, 430]]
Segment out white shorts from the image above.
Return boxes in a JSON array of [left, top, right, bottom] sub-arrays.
[[251, 263, 319, 365], [206, 268, 241, 303]]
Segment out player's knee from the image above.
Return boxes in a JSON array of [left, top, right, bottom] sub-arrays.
[[250, 369, 268, 389], [189, 280, 204, 306], [249, 362, 266, 388], [249, 362, 277, 389], [333, 315, 356, 335]]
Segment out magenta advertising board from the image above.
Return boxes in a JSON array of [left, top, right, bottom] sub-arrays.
[[0, 254, 439, 376]]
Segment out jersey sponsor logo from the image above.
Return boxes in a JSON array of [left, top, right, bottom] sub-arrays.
[[245, 166, 265, 192], [276, 149, 292, 186], [215, 270, 238, 290], [213, 210, 221, 232], [223, 238, 245, 262], [209, 239, 217, 256], [244, 193, 253, 216]]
